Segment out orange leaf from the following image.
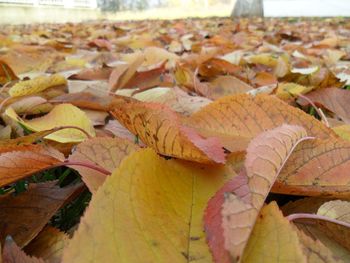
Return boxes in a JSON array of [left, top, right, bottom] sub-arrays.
[[0, 145, 64, 187], [188, 94, 336, 151], [0, 60, 18, 85], [111, 101, 226, 164]]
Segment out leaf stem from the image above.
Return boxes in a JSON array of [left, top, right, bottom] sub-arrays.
[[63, 160, 110, 175]]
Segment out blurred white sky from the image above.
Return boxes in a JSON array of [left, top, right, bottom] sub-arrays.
[[0, 0, 350, 24]]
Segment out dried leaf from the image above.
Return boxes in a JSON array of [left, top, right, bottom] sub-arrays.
[[62, 148, 234, 263], [111, 101, 226, 164], [273, 138, 350, 196], [5, 104, 95, 143], [24, 227, 68, 263], [68, 137, 139, 193], [299, 88, 350, 124], [241, 202, 306, 263], [9, 74, 67, 97], [0, 60, 18, 85], [0, 145, 64, 187], [205, 125, 309, 262], [0, 181, 82, 247], [188, 94, 334, 151], [2, 237, 44, 263]]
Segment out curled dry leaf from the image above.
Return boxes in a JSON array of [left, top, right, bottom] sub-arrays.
[[8, 74, 67, 97], [111, 101, 226, 164], [0, 60, 19, 85], [5, 104, 95, 143], [205, 125, 310, 262], [0, 181, 83, 247], [68, 137, 139, 193], [62, 148, 235, 263]]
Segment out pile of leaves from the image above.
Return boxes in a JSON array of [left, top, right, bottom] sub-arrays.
[[1, 17, 350, 262]]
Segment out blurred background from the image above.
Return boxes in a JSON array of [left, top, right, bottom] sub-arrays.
[[0, 0, 349, 24]]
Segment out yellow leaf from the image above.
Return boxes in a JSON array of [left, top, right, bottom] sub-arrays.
[[5, 104, 95, 143], [277, 82, 313, 99], [9, 74, 67, 97], [333, 125, 350, 141], [242, 202, 306, 263], [62, 148, 235, 263]]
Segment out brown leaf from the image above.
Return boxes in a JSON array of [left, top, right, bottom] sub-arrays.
[[0, 181, 83, 247]]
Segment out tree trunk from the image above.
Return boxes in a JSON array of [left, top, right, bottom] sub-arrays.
[[231, 0, 264, 18]]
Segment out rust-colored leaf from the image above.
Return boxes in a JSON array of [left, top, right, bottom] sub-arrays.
[[0, 145, 64, 187], [0, 60, 18, 85]]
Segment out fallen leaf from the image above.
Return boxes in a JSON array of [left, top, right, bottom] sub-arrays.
[[188, 94, 335, 151], [0, 181, 83, 247], [209, 75, 253, 100], [5, 104, 95, 143], [299, 88, 350, 124], [0, 60, 18, 85], [2, 237, 44, 263], [333, 125, 350, 141], [24, 227, 68, 263], [241, 202, 306, 263], [273, 138, 350, 196], [133, 87, 212, 116], [111, 101, 226, 164], [205, 125, 310, 262], [62, 148, 235, 263], [0, 145, 64, 187], [68, 137, 139, 193], [8, 74, 67, 97]]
